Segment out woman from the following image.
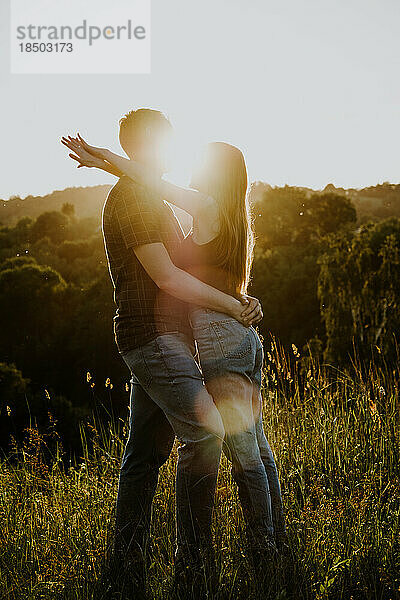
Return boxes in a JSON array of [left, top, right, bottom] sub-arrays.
[[62, 134, 287, 562]]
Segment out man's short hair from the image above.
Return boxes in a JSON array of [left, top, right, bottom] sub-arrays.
[[119, 108, 172, 150]]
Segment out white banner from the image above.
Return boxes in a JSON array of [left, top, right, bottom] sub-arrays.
[[10, 0, 151, 74]]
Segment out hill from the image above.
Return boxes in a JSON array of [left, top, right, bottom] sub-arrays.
[[0, 185, 112, 227], [250, 181, 400, 224], [0, 184, 192, 232], [2, 181, 400, 229]]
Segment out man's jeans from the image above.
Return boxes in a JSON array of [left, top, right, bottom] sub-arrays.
[[189, 308, 286, 550], [114, 332, 225, 573]]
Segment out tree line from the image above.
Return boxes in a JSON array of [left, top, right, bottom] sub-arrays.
[[1, 183, 400, 455]]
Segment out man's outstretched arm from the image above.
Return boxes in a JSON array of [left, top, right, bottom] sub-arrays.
[[134, 243, 262, 326]]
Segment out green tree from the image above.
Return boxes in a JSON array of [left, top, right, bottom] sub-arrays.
[[249, 186, 357, 354], [61, 203, 76, 220], [0, 263, 66, 383], [318, 218, 400, 364], [251, 185, 356, 249], [31, 211, 70, 245], [57, 240, 92, 263], [0, 362, 29, 410]]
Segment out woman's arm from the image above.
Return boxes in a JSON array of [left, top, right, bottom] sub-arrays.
[[61, 137, 124, 177], [74, 134, 215, 217], [60, 136, 263, 325], [95, 161, 123, 178]]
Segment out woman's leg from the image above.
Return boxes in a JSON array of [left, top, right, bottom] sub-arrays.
[[189, 309, 277, 552], [205, 373, 276, 552], [251, 336, 287, 549], [253, 393, 287, 548]]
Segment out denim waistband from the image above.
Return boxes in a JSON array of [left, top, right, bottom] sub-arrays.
[[188, 307, 236, 329]]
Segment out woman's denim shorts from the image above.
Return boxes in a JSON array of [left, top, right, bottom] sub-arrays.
[[188, 307, 264, 388]]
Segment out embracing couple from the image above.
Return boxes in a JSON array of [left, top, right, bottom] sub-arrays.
[[62, 108, 287, 598]]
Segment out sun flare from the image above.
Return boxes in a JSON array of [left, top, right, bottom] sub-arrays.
[[166, 129, 204, 188]]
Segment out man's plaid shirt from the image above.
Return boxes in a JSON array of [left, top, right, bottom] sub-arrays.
[[102, 176, 191, 354]]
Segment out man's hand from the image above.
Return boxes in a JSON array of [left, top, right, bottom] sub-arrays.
[[238, 294, 263, 326], [132, 242, 263, 328]]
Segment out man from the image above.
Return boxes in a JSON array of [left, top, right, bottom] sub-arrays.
[[98, 109, 261, 595]]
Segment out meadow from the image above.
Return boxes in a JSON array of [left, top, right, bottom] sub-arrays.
[[1, 337, 399, 600]]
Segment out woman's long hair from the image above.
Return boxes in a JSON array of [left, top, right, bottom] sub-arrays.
[[190, 142, 254, 295]]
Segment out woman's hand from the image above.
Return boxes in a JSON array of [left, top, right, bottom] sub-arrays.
[[239, 294, 263, 326], [61, 134, 108, 158], [76, 133, 108, 160], [61, 136, 106, 169]]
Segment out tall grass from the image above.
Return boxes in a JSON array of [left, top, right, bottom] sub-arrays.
[[1, 339, 399, 600]]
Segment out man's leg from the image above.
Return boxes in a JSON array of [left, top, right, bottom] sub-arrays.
[[121, 334, 225, 576], [114, 377, 175, 567]]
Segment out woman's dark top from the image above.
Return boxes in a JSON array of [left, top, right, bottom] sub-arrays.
[[176, 231, 237, 298]]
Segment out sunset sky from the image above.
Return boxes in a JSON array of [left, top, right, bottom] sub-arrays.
[[0, 0, 399, 200]]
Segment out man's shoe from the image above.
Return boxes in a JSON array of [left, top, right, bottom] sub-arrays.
[[171, 559, 216, 600], [94, 553, 147, 600], [250, 540, 279, 598], [276, 530, 290, 555]]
